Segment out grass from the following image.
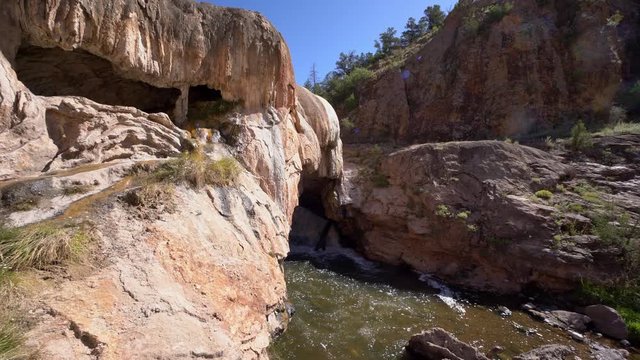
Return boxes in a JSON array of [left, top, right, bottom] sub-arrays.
[[0, 222, 91, 271], [152, 149, 241, 189], [571, 182, 603, 204], [0, 320, 22, 360], [62, 184, 94, 196], [535, 190, 553, 200], [597, 122, 640, 136], [122, 182, 176, 213]]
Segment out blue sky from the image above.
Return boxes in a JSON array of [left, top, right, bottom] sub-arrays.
[[206, 0, 458, 83]]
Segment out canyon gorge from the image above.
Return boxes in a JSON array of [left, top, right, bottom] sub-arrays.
[[0, 0, 639, 359]]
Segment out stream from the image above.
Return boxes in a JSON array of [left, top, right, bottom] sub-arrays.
[[269, 246, 635, 360]]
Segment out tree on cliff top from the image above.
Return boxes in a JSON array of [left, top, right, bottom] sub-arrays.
[[420, 5, 446, 31]]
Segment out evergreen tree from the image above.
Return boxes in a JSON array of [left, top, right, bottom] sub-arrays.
[[401, 17, 423, 45], [420, 5, 446, 31], [377, 27, 400, 54]]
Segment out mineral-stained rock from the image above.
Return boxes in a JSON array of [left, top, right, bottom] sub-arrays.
[[584, 305, 629, 340], [0, 0, 344, 359], [338, 141, 624, 293], [407, 328, 489, 360], [344, 0, 639, 144], [513, 344, 574, 360]]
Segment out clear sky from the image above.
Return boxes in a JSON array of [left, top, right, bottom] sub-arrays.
[[206, 0, 458, 83]]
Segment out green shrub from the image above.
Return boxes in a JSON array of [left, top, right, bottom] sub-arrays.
[[480, 3, 513, 32], [340, 118, 356, 131], [0, 223, 90, 271], [435, 204, 452, 218], [535, 190, 553, 200], [570, 120, 593, 151], [324, 67, 374, 109], [457, 211, 471, 220], [153, 149, 241, 188]]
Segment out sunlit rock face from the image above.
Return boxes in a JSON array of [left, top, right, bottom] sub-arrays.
[[345, 0, 639, 144], [0, 0, 343, 359]]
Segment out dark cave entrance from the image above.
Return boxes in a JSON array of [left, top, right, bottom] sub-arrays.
[[289, 179, 340, 251], [15, 45, 181, 117]]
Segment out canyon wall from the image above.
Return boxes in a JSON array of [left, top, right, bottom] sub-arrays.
[[345, 0, 639, 144]]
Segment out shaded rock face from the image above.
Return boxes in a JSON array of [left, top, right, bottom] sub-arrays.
[[346, 0, 639, 144], [339, 141, 625, 293]]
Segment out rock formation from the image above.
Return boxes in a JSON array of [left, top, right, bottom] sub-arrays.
[[337, 138, 638, 293], [0, 0, 343, 358], [407, 328, 489, 360], [344, 0, 639, 144]]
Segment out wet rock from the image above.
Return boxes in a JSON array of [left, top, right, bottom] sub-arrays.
[[590, 342, 629, 360], [584, 305, 628, 340], [407, 328, 489, 360], [497, 306, 512, 317], [513, 344, 574, 360], [549, 311, 592, 332]]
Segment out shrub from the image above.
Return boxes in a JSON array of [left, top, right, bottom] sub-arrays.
[[324, 67, 374, 109], [123, 183, 176, 213], [535, 190, 553, 200], [340, 118, 356, 131], [0, 223, 90, 271], [570, 120, 593, 151], [479, 3, 513, 32], [435, 204, 452, 218], [457, 211, 471, 220], [153, 149, 241, 188]]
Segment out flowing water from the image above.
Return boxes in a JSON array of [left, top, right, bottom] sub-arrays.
[[270, 246, 633, 360]]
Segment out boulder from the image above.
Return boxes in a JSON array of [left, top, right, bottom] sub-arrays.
[[407, 328, 489, 360], [584, 305, 629, 340], [549, 310, 592, 332]]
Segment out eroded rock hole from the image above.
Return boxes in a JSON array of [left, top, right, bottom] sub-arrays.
[[187, 85, 241, 144], [16, 45, 180, 116], [289, 189, 339, 251]]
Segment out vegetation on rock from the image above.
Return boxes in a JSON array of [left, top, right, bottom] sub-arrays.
[[152, 148, 241, 189], [0, 222, 91, 271]]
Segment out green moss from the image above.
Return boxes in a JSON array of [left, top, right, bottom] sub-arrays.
[[456, 211, 471, 220], [467, 224, 479, 233], [535, 190, 553, 200]]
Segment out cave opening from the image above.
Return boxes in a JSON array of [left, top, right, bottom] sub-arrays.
[[15, 45, 181, 117], [289, 179, 341, 251]]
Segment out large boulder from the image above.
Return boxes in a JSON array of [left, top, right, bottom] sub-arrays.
[[407, 328, 489, 360], [338, 141, 626, 293], [584, 305, 629, 340]]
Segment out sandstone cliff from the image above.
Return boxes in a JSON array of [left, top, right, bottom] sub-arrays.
[[0, 0, 343, 358], [344, 0, 639, 144]]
